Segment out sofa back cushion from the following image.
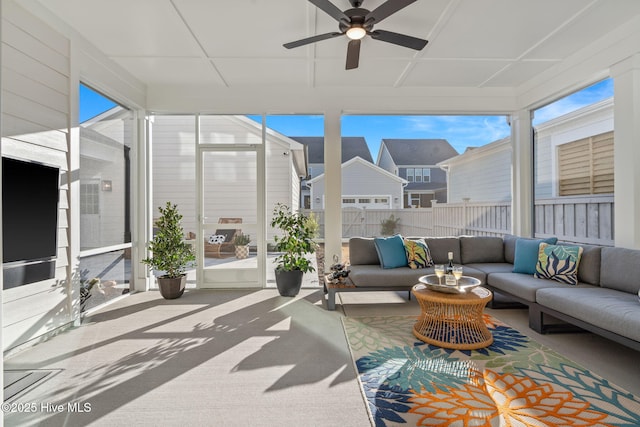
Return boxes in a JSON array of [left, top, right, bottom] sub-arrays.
[[460, 236, 505, 264], [564, 243, 601, 286], [600, 247, 640, 294], [423, 237, 461, 264], [503, 234, 518, 264], [349, 237, 380, 265]]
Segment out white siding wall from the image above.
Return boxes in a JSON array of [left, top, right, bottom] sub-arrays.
[[377, 146, 395, 173], [534, 99, 614, 198], [310, 160, 404, 209], [151, 115, 298, 241], [448, 141, 512, 203], [2, 1, 72, 350]]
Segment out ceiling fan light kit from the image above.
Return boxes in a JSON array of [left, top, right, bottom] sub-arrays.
[[284, 0, 428, 70]]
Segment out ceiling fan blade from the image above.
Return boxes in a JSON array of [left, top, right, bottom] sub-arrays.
[[284, 32, 343, 49], [365, 0, 417, 24], [370, 29, 428, 50], [346, 39, 361, 70], [309, 0, 349, 23]]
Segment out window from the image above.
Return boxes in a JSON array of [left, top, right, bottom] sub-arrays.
[[358, 198, 371, 204], [375, 198, 389, 204], [415, 168, 423, 182], [343, 198, 356, 204], [423, 168, 431, 183], [80, 183, 100, 215], [406, 168, 414, 182], [558, 131, 613, 196]]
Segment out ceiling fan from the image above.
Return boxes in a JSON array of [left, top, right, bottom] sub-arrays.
[[284, 0, 428, 70]]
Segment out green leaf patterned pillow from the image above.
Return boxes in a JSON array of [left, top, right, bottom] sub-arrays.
[[404, 238, 434, 269], [535, 243, 584, 285]]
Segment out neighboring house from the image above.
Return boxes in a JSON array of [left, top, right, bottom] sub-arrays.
[[151, 115, 307, 238], [290, 136, 373, 208], [80, 106, 133, 250], [439, 97, 614, 202], [306, 156, 407, 210], [377, 139, 459, 207]]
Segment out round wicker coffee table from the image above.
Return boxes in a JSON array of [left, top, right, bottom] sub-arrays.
[[412, 281, 493, 350]]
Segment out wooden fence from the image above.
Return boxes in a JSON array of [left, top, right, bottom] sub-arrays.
[[303, 195, 614, 246]]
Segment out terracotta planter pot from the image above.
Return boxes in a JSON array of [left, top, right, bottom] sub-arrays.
[[274, 269, 303, 297], [157, 275, 186, 299]]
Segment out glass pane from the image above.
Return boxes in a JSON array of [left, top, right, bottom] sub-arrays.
[[202, 150, 258, 281], [200, 115, 263, 145], [79, 250, 130, 312], [533, 79, 614, 245], [79, 84, 133, 250]]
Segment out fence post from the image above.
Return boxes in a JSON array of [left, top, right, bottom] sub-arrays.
[[462, 198, 470, 235]]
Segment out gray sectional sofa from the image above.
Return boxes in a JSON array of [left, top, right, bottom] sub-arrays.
[[339, 235, 640, 351]]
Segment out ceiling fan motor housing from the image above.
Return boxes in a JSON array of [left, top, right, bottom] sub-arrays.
[[339, 8, 374, 33]]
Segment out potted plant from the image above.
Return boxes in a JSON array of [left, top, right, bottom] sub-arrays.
[[380, 214, 400, 236], [233, 232, 251, 259], [270, 203, 318, 296], [142, 202, 195, 299]]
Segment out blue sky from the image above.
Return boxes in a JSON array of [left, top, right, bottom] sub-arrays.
[[82, 79, 613, 157]]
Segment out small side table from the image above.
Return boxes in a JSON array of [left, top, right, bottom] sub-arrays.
[[412, 284, 493, 350]]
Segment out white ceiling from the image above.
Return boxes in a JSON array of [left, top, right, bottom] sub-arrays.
[[30, 0, 640, 112]]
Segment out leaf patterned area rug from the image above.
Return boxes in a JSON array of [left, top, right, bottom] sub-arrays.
[[342, 315, 640, 427]]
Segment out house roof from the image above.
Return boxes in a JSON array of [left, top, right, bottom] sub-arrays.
[[380, 139, 458, 166], [290, 137, 373, 164], [307, 156, 407, 185]]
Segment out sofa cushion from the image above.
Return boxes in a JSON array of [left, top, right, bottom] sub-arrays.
[[566, 243, 601, 286], [534, 243, 583, 286], [512, 237, 558, 275], [600, 247, 640, 294], [503, 234, 518, 264], [465, 262, 514, 275], [423, 237, 461, 264], [348, 237, 379, 265], [404, 238, 433, 269], [460, 236, 505, 264], [537, 287, 640, 342], [374, 235, 408, 269], [349, 265, 431, 287], [487, 272, 588, 303]]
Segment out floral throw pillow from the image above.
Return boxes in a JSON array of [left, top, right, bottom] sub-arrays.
[[535, 243, 584, 285], [404, 238, 434, 269]]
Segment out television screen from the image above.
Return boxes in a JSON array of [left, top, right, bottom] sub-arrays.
[[2, 157, 60, 263]]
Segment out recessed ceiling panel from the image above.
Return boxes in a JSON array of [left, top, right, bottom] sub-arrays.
[[39, 0, 202, 56], [482, 61, 559, 87], [112, 57, 226, 86], [214, 58, 310, 87], [426, 0, 590, 59], [315, 58, 410, 87], [174, 0, 305, 58], [523, 1, 640, 60], [403, 60, 510, 87]]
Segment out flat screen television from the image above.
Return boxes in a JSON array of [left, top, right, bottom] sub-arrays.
[[3, 157, 60, 288]]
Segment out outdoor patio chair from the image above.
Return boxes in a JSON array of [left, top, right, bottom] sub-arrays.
[[204, 218, 242, 258]]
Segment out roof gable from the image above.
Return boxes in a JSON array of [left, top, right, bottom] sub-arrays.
[[290, 137, 373, 164], [381, 139, 458, 165], [308, 156, 407, 185]]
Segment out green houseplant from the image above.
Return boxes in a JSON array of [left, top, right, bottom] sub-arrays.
[[233, 232, 251, 259], [380, 214, 400, 236], [142, 202, 195, 299], [270, 203, 318, 296]]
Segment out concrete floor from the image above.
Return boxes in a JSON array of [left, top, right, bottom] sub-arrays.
[[4, 288, 640, 426]]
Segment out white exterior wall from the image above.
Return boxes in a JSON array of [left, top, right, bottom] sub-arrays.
[[377, 145, 396, 173], [310, 159, 404, 209], [444, 99, 614, 203], [447, 141, 512, 203], [1, 1, 72, 351], [534, 98, 614, 198], [151, 115, 299, 241]]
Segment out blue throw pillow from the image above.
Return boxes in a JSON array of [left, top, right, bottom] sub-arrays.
[[512, 237, 558, 275], [374, 235, 408, 269]]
